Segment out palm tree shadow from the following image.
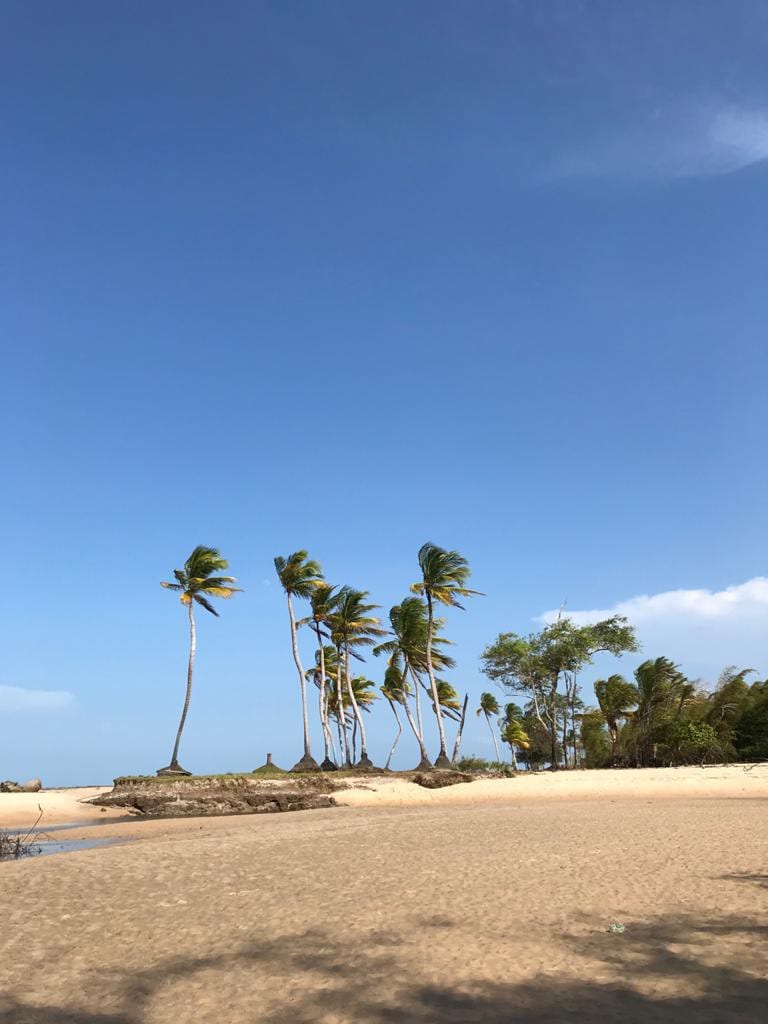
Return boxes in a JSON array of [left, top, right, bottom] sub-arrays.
[[2, 913, 767, 1024]]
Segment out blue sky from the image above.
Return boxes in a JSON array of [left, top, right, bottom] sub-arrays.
[[2, 2, 767, 784]]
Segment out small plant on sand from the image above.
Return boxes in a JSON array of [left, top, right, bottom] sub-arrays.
[[0, 807, 44, 861]]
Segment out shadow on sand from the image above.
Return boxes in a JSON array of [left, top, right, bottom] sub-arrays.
[[2, 911, 766, 1023]]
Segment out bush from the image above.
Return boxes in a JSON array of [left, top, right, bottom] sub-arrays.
[[456, 756, 516, 777]]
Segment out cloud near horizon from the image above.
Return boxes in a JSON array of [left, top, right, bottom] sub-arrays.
[[0, 685, 74, 712], [552, 104, 768, 181], [538, 577, 768, 627]]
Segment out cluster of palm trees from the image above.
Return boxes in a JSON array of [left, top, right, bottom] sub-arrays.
[[587, 658, 768, 767], [156, 546, 768, 775], [274, 543, 481, 771], [158, 542, 481, 775]]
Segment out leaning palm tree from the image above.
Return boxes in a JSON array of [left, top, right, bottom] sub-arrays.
[[381, 667, 409, 770], [411, 542, 482, 768], [159, 546, 241, 775], [347, 675, 378, 761], [373, 597, 455, 769], [328, 587, 386, 768], [477, 692, 502, 761], [500, 717, 530, 769], [274, 551, 323, 771], [594, 674, 639, 763], [299, 583, 341, 770]]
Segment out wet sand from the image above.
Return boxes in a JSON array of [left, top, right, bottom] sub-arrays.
[[1, 770, 767, 1022]]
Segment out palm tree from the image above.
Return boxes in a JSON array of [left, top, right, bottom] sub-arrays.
[[381, 668, 409, 770], [594, 674, 639, 763], [500, 717, 530, 769], [274, 551, 323, 771], [411, 542, 481, 768], [347, 675, 378, 761], [306, 644, 341, 766], [328, 588, 386, 768], [299, 583, 341, 770], [630, 657, 689, 767], [373, 597, 455, 769], [159, 546, 241, 775], [477, 692, 502, 761]]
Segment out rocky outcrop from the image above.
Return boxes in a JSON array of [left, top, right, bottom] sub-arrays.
[[412, 770, 474, 789], [92, 774, 342, 818], [0, 778, 42, 793]]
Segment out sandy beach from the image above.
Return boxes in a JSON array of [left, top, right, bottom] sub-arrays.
[[1, 766, 767, 1022]]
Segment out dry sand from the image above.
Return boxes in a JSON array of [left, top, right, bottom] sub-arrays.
[[1, 767, 767, 1022], [0, 787, 119, 829]]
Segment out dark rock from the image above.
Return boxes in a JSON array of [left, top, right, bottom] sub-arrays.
[[0, 781, 22, 793], [412, 770, 474, 790]]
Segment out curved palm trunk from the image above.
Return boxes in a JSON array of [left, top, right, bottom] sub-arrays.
[[424, 592, 451, 768], [345, 646, 372, 767], [485, 712, 502, 762], [287, 595, 317, 771], [384, 698, 403, 770], [451, 693, 469, 763], [405, 664, 431, 769], [161, 600, 196, 775]]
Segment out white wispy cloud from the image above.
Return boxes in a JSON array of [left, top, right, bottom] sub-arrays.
[[552, 104, 768, 181], [537, 578, 768, 681], [538, 577, 768, 626], [0, 685, 74, 712]]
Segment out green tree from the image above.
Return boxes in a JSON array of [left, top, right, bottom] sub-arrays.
[[274, 551, 323, 771], [482, 616, 638, 769], [411, 543, 481, 768], [594, 674, 639, 763], [734, 680, 768, 760], [159, 545, 241, 775], [498, 703, 529, 768], [477, 692, 502, 761], [624, 657, 690, 767], [579, 709, 612, 768]]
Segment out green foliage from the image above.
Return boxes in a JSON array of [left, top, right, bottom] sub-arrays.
[[477, 692, 500, 716], [657, 719, 724, 765], [273, 551, 323, 599], [579, 709, 612, 768], [411, 542, 482, 609], [456, 756, 516, 777], [160, 545, 242, 615], [734, 683, 768, 759]]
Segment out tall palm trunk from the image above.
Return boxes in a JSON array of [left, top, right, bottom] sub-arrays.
[[485, 711, 501, 762], [451, 693, 469, 763], [335, 648, 351, 767], [407, 665, 431, 769], [344, 647, 372, 767], [384, 698, 403, 770], [425, 592, 451, 767], [314, 624, 334, 766], [287, 595, 317, 771], [167, 600, 196, 772]]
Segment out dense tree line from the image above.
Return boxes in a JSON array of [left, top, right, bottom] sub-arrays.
[[482, 621, 768, 768]]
